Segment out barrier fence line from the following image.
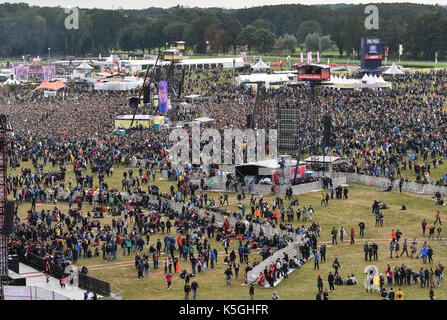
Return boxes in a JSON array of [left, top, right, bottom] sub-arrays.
[[145, 193, 313, 286], [327, 172, 447, 196], [245, 241, 309, 285], [16, 251, 118, 299]]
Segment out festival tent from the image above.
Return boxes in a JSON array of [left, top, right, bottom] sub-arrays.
[[192, 117, 214, 124], [75, 61, 94, 70], [93, 78, 143, 91], [383, 63, 405, 75], [3, 78, 21, 85], [33, 80, 66, 91], [235, 73, 289, 87], [251, 58, 270, 70]]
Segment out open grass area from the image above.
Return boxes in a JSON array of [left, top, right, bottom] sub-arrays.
[[14, 165, 447, 300]]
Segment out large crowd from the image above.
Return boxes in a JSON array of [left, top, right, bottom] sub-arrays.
[[2, 65, 447, 300]]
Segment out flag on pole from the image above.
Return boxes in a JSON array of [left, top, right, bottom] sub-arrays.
[[399, 44, 403, 56], [233, 57, 236, 69], [287, 55, 291, 69]]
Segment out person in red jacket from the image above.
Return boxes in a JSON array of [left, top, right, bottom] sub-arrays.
[[385, 265, 393, 286], [422, 219, 427, 236], [350, 227, 355, 244], [166, 273, 173, 290], [434, 211, 442, 226]]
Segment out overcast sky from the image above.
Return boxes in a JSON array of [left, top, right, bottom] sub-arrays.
[[2, 0, 447, 10]]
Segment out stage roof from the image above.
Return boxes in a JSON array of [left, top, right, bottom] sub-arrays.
[[34, 80, 66, 91]]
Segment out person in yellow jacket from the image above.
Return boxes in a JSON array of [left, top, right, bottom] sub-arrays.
[[395, 288, 404, 300]]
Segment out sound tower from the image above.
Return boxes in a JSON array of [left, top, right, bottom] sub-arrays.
[[143, 86, 150, 104], [1, 201, 14, 236], [322, 114, 331, 147], [246, 114, 252, 128], [278, 104, 299, 154]]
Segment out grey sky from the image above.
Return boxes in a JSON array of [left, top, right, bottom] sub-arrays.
[[1, 0, 447, 10]]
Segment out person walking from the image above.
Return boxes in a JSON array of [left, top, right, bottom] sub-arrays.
[[249, 283, 255, 300], [184, 282, 191, 300], [350, 227, 355, 244], [328, 271, 335, 292], [317, 274, 324, 293], [422, 219, 427, 237], [224, 266, 233, 286], [323, 289, 329, 300], [389, 241, 395, 259], [434, 210, 442, 226], [332, 258, 341, 276], [191, 279, 199, 300], [339, 226, 345, 242], [319, 244, 326, 263], [331, 227, 338, 245], [400, 239, 409, 257], [364, 242, 369, 261], [314, 250, 320, 270], [436, 225, 442, 239], [359, 221, 365, 237], [166, 273, 172, 290]]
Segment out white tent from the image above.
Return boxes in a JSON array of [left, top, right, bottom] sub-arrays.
[[251, 58, 270, 70], [76, 61, 94, 70], [3, 78, 21, 85], [235, 73, 289, 87], [383, 63, 405, 75], [94, 79, 143, 91]]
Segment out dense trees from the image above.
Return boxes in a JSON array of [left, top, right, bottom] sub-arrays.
[[0, 3, 446, 59]]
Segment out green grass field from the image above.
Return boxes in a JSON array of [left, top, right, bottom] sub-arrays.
[[13, 157, 447, 299]]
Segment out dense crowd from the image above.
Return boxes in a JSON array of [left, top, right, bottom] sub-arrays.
[[2, 65, 447, 300]]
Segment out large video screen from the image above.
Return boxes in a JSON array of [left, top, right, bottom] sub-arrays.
[[158, 81, 169, 113]]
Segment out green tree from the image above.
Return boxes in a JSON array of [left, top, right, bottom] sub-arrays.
[[296, 20, 321, 43], [223, 19, 242, 54], [305, 32, 321, 51], [254, 28, 276, 55], [237, 25, 258, 54]]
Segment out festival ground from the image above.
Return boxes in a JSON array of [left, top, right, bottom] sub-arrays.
[[13, 163, 447, 300]]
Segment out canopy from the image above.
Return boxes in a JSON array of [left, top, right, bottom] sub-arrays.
[[94, 79, 143, 91], [383, 63, 405, 75], [34, 80, 66, 91], [193, 117, 214, 124], [3, 78, 21, 85], [235, 73, 289, 87], [251, 58, 270, 70], [76, 61, 94, 70]]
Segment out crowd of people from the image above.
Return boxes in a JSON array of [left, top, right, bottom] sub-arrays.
[[3, 65, 447, 300]]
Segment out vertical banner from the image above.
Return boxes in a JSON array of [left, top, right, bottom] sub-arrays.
[[317, 51, 320, 63], [307, 51, 312, 63], [300, 51, 304, 63], [158, 81, 169, 113]]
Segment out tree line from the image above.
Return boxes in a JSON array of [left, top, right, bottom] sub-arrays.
[[0, 2, 446, 60]]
